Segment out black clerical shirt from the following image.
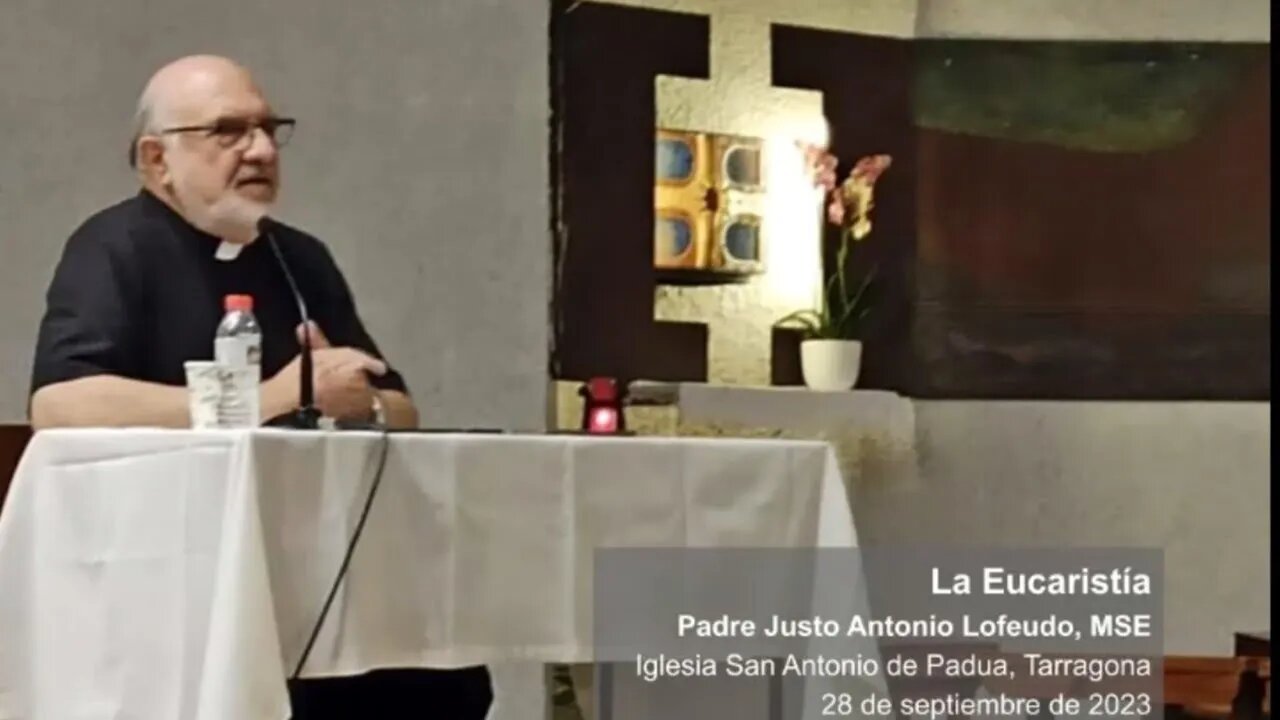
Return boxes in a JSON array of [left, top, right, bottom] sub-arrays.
[[31, 190, 408, 401]]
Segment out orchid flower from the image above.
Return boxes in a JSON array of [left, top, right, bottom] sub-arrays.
[[776, 143, 893, 341]]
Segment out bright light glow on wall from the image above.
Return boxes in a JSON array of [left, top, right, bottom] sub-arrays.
[[649, 24, 830, 385], [760, 118, 828, 312]]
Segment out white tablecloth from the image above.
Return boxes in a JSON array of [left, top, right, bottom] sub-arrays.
[[0, 429, 865, 720]]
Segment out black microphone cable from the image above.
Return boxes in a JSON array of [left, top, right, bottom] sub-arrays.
[[291, 428, 392, 680]]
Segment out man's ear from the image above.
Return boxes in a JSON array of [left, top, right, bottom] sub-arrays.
[[135, 136, 170, 183]]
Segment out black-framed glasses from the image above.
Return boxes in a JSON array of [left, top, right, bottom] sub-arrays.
[[160, 116, 296, 150]]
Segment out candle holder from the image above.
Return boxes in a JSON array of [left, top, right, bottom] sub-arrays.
[[579, 377, 628, 434]]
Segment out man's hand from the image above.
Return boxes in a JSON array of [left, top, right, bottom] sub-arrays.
[[312, 347, 386, 420], [261, 322, 387, 422]]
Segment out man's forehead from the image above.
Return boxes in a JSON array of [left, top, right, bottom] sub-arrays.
[[163, 73, 272, 122], [206, 90, 272, 119]]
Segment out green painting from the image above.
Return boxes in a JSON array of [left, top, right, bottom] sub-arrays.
[[914, 41, 1266, 152]]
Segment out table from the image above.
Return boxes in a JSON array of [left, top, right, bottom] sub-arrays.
[[0, 429, 872, 720]]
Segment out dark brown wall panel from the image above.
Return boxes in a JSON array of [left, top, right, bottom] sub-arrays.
[[772, 27, 919, 392], [0, 426, 32, 513], [552, 3, 711, 383]]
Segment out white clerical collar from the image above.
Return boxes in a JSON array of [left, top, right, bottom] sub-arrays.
[[214, 241, 245, 262]]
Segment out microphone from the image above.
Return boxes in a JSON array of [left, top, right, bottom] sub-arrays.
[[259, 215, 321, 430]]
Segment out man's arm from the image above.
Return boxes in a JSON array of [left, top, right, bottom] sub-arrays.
[[30, 376, 190, 430], [29, 227, 159, 428], [32, 367, 329, 430], [32, 357, 420, 430]]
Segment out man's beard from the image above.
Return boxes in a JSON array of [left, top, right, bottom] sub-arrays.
[[171, 176, 272, 242]]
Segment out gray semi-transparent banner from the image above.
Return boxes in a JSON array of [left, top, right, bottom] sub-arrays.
[[593, 547, 1163, 720]]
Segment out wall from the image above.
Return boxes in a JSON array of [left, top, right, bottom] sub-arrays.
[[853, 401, 1271, 654], [565, 0, 1272, 654], [0, 0, 549, 430], [573, 0, 1270, 390]]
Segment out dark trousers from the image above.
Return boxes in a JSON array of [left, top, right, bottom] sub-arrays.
[[288, 666, 493, 720]]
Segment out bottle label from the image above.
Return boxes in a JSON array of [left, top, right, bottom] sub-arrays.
[[217, 367, 261, 429], [214, 332, 262, 428], [215, 336, 262, 369]]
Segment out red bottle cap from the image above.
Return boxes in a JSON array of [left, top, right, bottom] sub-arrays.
[[224, 294, 254, 312]]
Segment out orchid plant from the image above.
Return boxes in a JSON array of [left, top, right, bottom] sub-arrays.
[[776, 143, 893, 341]]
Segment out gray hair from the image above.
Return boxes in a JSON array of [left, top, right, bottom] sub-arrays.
[[127, 88, 165, 169]]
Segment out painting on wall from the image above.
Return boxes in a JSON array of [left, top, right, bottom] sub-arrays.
[[915, 41, 1262, 151], [654, 128, 766, 278], [910, 40, 1270, 398]]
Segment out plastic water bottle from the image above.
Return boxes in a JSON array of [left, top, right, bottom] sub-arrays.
[[214, 294, 262, 428]]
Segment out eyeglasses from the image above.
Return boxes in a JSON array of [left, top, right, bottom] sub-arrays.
[[160, 116, 296, 150]]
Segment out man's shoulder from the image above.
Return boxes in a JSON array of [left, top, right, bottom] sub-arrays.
[[269, 219, 324, 248], [269, 219, 340, 269], [66, 193, 165, 255]]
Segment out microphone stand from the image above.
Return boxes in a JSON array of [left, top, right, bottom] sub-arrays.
[[262, 217, 321, 430], [287, 322, 321, 429]]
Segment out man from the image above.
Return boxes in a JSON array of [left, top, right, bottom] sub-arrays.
[[29, 55, 416, 431], [28, 56, 492, 718]]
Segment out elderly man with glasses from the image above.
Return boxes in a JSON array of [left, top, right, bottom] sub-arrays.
[[30, 54, 419, 431], [27, 55, 492, 718]]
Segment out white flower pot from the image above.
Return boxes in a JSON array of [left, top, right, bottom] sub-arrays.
[[800, 339, 863, 391]]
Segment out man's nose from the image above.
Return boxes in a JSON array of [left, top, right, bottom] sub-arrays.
[[242, 126, 279, 162]]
